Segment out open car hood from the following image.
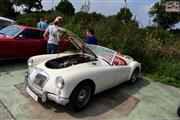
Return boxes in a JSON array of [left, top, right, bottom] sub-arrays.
[[57, 27, 97, 58]]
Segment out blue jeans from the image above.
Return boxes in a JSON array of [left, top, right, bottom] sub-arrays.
[[47, 44, 58, 54]]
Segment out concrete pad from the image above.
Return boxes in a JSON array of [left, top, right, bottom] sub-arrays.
[[0, 102, 14, 120], [0, 61, 180, 120], [15, 82, 140, 117]]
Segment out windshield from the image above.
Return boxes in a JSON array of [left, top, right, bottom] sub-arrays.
[[0, 26, 22, 38], [87, 44, 116, 64]]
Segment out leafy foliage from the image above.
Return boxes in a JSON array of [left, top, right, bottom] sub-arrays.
[[13, 0, 43, 13], [0, 0, 16, 18], [70, 12, 105, 29], [149, 1, 180, 29], [16, 11, 64, 27], [55, 0, 75, 16], [116, 7, 133, 23], [145, 27, 172, 43]]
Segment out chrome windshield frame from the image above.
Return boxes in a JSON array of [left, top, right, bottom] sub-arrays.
[[110, 52, 117, 65], [87, 44, 116, 65]]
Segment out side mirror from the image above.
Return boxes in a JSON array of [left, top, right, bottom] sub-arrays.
[[17, 35, 23, 39]]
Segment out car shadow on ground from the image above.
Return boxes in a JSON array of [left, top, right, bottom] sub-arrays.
[[38, 78, 150, 118], [0, 59, 27, 72]]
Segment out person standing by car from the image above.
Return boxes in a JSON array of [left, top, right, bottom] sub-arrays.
[[85, 28, 98, 45], [43, 16, 63, 54], [37, 18, 48, 30]]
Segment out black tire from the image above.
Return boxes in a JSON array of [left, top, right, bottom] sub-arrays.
[[69, 82, 94, 112], [128, 68, 139, 85], [178, 105, 180, 117]]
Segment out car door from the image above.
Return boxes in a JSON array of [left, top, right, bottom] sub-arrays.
[[91, 65, 117, 93], [112, 55, 131, 85], [113, 66, 131, 85], [0, 25, 23, 59], [6, 29, 46, 58], [96, 65, 130, 91], [0, 37, 8, 59]]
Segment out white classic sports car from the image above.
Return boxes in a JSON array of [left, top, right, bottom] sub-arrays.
[[25, 27, 141, 111]]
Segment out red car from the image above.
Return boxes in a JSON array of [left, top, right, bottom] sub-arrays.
[[0, 25, 70, 60]]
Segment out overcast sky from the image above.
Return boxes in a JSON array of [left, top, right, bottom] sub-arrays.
[[41, 0, 180, 28]]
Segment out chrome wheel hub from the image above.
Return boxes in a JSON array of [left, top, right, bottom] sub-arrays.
[[76, 85, 91, 107]]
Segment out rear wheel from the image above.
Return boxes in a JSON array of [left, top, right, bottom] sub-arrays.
[[69, 82, 94, 111], [128, 68, 139, 84]]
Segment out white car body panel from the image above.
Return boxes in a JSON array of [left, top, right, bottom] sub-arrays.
[[28, 51, 75, 68], [28, 56, 139, 99], [25, 27, 141, 106]]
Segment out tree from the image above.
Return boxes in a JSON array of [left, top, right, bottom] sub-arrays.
[[116, 7, 133, 23], [149, 0, 180, 29], [55, 0, 75, 16], [13, 0, 43, 13], [0, 0, 16, 18]]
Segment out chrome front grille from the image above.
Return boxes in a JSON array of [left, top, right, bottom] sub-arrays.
[[33, 74, 47, 88], [28, 68, 49, 90]]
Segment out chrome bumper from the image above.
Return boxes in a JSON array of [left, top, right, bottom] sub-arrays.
[[25, 71, 69, 106]]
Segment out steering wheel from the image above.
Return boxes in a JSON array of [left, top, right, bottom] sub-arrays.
[[0, 32, 6, 37]]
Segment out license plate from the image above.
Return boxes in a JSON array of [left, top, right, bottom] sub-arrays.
[[26, 87, 38, 101]]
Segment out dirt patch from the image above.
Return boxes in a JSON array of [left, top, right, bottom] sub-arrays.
[[112, 95, 139, 116], [90, 88, 140, 117], [15, 83, 30, 98]]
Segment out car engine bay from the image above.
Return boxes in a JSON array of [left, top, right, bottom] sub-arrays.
[[45, 54, 95, 69]]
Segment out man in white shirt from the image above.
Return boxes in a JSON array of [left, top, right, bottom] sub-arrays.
[[43, 16, 62, 54]]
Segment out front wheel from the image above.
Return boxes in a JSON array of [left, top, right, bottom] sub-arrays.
[[69, 82, 93, 111], [128, 68, 139, 85]]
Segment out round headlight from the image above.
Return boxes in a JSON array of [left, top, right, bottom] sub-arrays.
[[28, 58, 33, 68], [56, 76, 65, 89]]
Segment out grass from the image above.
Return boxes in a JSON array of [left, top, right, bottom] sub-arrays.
[[142, 58, 180, 88], [145, 74, 180, 88]]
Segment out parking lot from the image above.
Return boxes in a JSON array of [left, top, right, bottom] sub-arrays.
[[0, 60, 180, 120]]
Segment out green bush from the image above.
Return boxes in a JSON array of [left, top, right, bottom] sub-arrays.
[[16, 11, 65, 27], [71, 12, 105, 28], [147, 74, 180, 88], [55, 0, 75, 16], [146, 27, 172, 44], [16, 12, 42, 27]]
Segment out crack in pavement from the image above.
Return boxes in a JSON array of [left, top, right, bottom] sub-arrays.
[[0, 101, 16, 120]]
